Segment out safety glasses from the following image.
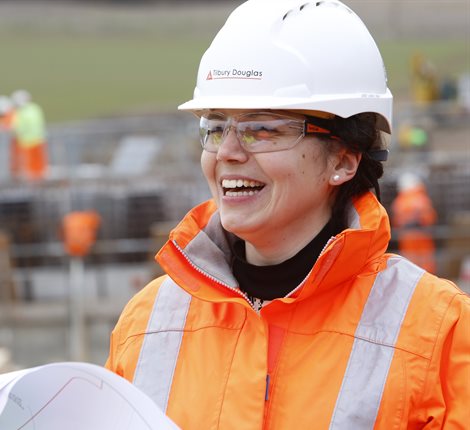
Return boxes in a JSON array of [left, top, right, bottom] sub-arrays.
[[198, 111, 340, 153]]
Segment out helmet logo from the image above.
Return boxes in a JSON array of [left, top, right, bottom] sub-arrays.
[[206, 68, 263, 80], [306, 123, 330, 134]]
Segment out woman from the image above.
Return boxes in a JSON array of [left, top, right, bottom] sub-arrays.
[[106, 1, 469, 428]]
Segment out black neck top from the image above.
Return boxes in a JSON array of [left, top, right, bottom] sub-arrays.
[[231, 219, 337, 301]]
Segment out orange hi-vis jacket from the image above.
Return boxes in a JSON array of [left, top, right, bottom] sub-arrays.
[[106, 192, 470, 429]]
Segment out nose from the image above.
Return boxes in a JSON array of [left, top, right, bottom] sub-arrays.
[[216, 126, 249, 162]]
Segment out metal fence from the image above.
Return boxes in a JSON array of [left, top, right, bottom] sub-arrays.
[[0, 108, 469, 368], [0, 109, 469, 280]]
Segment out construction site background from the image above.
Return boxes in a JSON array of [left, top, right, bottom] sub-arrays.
[[0, 0, 469, 372]]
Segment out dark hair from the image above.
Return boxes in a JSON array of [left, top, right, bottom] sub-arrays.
[[321, 113, 385, 232]]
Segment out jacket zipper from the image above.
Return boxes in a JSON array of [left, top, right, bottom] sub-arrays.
[[174, 239, 271, 424], [264, 235, 338, 427], [265, 374, 270, 401], [171, 239, 255, 309], [174, 236, 338, 427]]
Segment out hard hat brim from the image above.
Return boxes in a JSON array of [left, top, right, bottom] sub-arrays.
[[178, 91, 393, 134]]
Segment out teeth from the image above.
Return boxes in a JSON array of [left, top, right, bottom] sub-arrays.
[[226, 190, 258, 196], [221, 179, 264, 196], [222, 179, 263, 188]]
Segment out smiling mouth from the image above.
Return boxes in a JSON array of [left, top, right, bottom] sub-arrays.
[[221, 179, 265, 196]]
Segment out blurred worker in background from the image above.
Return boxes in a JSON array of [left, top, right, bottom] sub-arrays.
[[10, 89, 48, 182], [0, 95, 14, 128], [0, 95, 14, 178], [457, 73, 470, 112], [411, 53, 439, 106], [107, 1, 469, 428], [0, 95, 15, 180], [392, 172, 437, 273]]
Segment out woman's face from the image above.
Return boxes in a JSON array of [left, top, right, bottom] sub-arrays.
[[201, 110, 347, 258]]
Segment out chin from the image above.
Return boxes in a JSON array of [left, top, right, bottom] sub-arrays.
[[220, 217, 241, 235], [220, 216, 248, 236], [222, 219, 264, 244]]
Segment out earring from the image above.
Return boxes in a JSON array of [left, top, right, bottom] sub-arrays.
[[332, 174, 340, 182]]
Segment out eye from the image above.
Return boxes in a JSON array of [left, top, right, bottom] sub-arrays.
[[207, 125, 224, 145], [251, 124, 277, 133], [254, 128, 279, 141], [208, 124, 224, 134], [201, 117, 226, 145], [242, 122, 281, 141]]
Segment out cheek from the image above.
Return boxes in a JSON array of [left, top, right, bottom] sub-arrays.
[[200, 151, 219, 198], [297, 148, 327, 180], [201, 151, 215, 182]]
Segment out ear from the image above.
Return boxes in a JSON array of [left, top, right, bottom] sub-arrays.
[[328, 149, 362, 186]]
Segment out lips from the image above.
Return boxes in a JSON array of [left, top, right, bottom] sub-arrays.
[[221, 178, 265, 196]]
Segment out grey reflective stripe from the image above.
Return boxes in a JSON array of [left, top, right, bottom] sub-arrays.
[[133, 277, 192, 412], [329, 257, 424, 430]]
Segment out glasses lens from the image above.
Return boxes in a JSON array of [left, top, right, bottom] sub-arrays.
[[199, 114, 226, 152], [199, 112, 305, 153], [237, 113, 303, 152]]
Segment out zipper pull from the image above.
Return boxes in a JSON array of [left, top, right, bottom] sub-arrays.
[[265, 374, 270, 401]]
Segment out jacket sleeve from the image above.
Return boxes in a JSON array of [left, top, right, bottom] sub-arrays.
[[105, 277, 167, 382], [104, 323, 119, 373], [441, 292, 470, 428], [424, 290, 470, 429], [105, 303, 129, 378]]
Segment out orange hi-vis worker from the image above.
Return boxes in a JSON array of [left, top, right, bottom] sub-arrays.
[[0, 95, 18, 177], [11, 90, 48, 181], [107, 0, 469, 428], [392, 173, 437, 273], [106, 193, 469, 429], [0, 96, 14, 129]]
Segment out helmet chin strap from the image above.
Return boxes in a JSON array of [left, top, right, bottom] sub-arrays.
[[368, 149, 389, 162]]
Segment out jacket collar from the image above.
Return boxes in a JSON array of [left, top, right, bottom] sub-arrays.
[[156, 191, 391, 303]]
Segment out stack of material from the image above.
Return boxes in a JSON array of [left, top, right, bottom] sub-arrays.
[[446, 212, 470, 283], [0, 230, 16, 302]]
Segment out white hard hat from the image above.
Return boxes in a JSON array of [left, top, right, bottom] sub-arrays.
[[11, 89, 31, 108], [0, 95, 12, 115], [398, 172, 423, 192], [179, 0, 392, 133]]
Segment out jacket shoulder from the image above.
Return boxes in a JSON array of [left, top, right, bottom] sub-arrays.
[[397, 260, 470, 359], [106, 275, 169, 378], [418, 270, 469, 313]]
